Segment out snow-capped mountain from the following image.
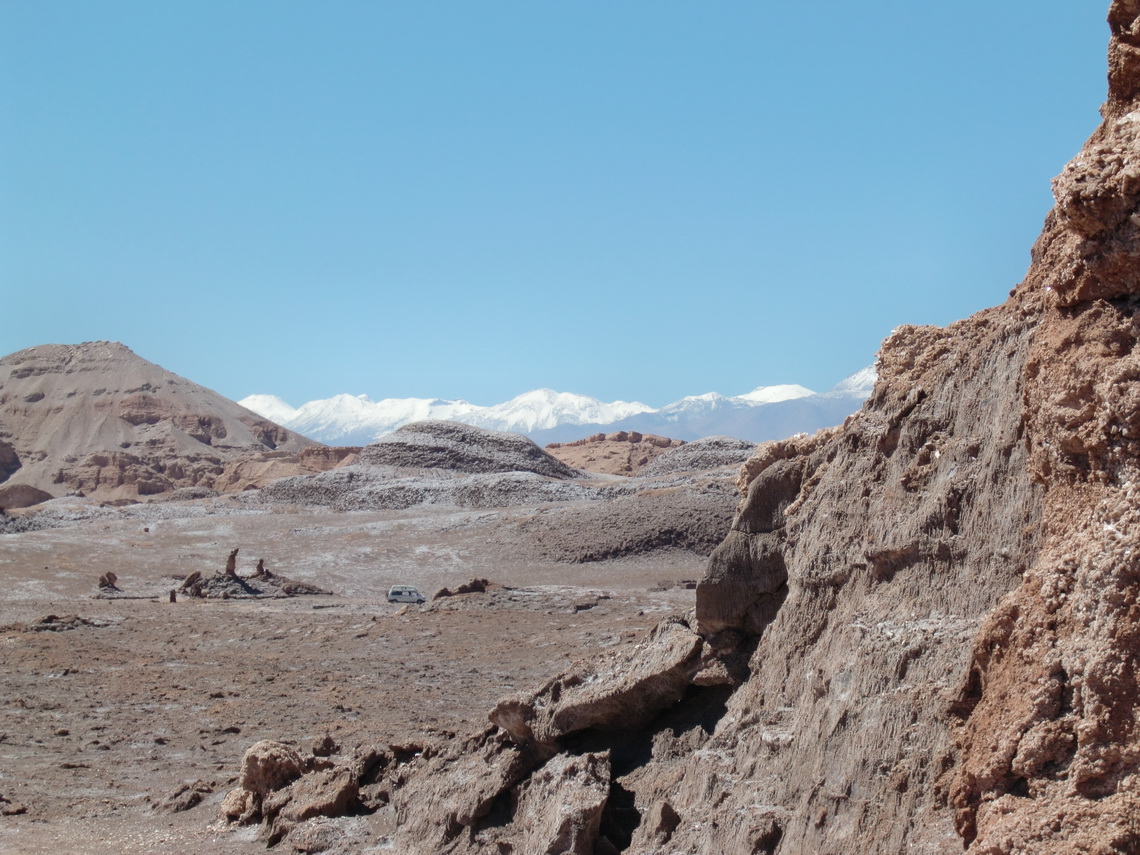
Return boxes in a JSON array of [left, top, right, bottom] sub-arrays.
[[240, 367, 877, 446], [239, 394, 299, 426], [822, 365, 877, 398], [240, 389, 654, 446], [736, 384, 814, 404], [459, 389, 654, 434]]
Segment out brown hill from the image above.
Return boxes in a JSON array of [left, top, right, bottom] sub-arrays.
[[545, 431, 684, 476], [221, 4, 1140, 853], [0, 341, 329, 502]]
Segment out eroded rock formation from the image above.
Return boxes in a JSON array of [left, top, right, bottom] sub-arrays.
[[179, 550, 331, 599]]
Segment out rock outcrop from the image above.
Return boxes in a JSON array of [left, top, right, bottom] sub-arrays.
[[211, 445, 359, 494], [0, 439, 19, 483], [223, 8, 1140, 853], [545, 432, 685, 476], [0, 342, 323, 500], [179, 550, 331, 599]]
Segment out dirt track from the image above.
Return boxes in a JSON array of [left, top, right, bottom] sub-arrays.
[[0, 498, 701, 854]]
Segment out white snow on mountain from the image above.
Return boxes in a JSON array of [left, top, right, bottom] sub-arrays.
[[461, 389, 653, 434], [239, 394, 297, 425], [240, 388, 653, 446], [239, 366, 878, 446], [656, 393, 729, 418], [278, 395, 477, 446], [651, 383, 816, 420], [736, 384, 815, 404], [825, 365, 878, 398]]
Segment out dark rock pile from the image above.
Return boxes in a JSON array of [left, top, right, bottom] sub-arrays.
[[179, 550, 331, 599], [359, 421, 579, 479]]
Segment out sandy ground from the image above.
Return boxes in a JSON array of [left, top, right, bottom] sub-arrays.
[[0, 497, 702, 854]]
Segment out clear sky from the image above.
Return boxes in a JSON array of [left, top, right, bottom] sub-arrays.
[[0, 1, 1111, 407]]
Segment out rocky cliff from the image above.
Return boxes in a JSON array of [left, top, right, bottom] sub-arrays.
[[0, 342, 324, 501], [219, 5, 1140, 852]]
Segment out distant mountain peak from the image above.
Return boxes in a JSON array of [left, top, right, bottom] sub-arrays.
[[239, 366, 874, 446], [826, 366, 878, 397], [737, 384, 815, 404]]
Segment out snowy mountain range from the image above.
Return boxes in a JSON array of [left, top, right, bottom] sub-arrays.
[[240, 366, 877, 446]]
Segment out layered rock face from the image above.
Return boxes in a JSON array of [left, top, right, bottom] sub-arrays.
[[0, 342, 322, 501], [947, 5, 1140, 848]]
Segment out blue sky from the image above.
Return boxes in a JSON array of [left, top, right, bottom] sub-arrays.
[[0, 2, 1110, 407]]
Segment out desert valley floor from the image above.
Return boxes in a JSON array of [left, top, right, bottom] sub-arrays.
[[0, 497, 702, 854]]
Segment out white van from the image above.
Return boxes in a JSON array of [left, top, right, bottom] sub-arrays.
[[387, 585, 425, 604]]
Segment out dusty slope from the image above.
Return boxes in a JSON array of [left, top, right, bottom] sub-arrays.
[[221, 5, 1140, 853], [0, 342, 323, 502]]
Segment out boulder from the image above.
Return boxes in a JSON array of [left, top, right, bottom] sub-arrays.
[[489, 617, 704, 748], [0, 483, 51, 509]]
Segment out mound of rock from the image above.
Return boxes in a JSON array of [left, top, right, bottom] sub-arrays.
[[256, 421, 614, 511], [154, 780, 214, 814], [545, 431, 684, 476], [507, 478, 738, 562], [433, 578, 491, 599], [179, 552, 331, 599], [358, 421, 578, 479], [260, 467, 602, 511], [27, 614, 109, 632], [637, 435, 757, 476], [423, 586, 615, 617], [179, 570, 330, 599], [0, 794, 28, 817]]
